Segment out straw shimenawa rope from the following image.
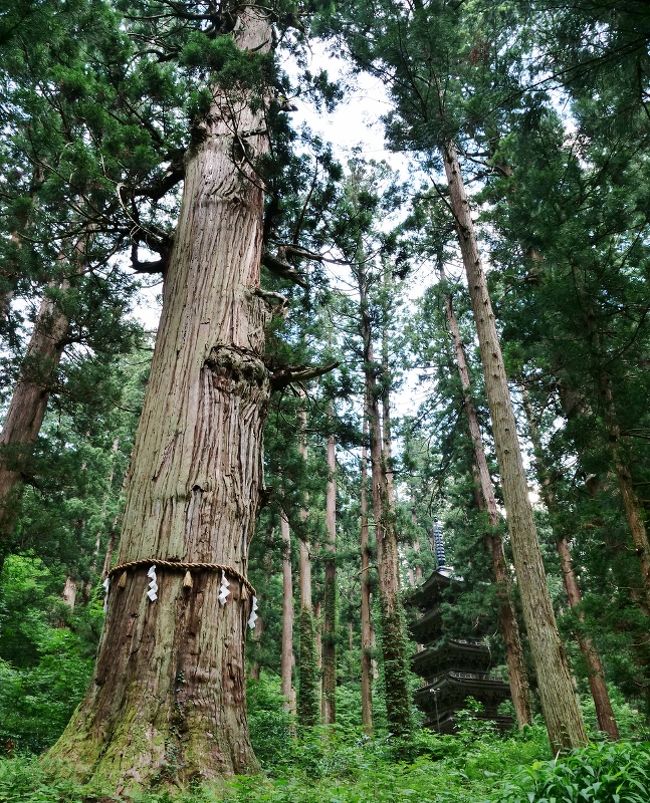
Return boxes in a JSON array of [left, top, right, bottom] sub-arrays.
[[107, 558, 256, 597]]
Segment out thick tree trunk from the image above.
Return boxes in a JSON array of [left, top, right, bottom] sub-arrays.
[[442, 285, 532, 728], [101, 528, 117, 578], [280, 512, 296, 714], [49, 10, 274, 789], [322, 432, 337, 724], [522, 392, 619, 740], [360, 438, 374, 734], [0, 273, 74, 539], [442, 140, 586, 750]]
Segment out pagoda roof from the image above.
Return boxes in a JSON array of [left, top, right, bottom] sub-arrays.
[[410, 605, 443, 643], [414, 671, 511, 711], [412, 638, 492, 679], [408, 568, 458, 609]]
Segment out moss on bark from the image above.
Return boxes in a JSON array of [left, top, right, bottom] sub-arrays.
[[380, 603, 412, 737], [297, 606, 319, 727]]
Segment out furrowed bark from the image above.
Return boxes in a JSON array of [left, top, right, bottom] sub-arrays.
[[49, 10, 274, 789], [442, 284, 532, 728], [280, 511, 296, 713], [62, 576, 78, 610], [322, 431, 337, 724], [522, 391, 619, 740], [442, 140, 586, 750]]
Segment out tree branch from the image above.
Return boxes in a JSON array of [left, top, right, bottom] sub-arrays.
[[270, 361, 339, 391]]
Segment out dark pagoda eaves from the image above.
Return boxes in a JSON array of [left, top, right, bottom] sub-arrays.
[[412, 638, 492, 679], [408, 567, 463, 610], [414, 672, 511, 710]]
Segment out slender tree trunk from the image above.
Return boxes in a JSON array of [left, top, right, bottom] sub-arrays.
[[250, 613, 264, 680], [0, 266, 77, 539], [297, 411, 319, 726], [571, 268, 650, 608], [322, 431, 337, 724], [380, 274, 396, 510], [442, 140, 586, 750], [522, 392, 619, 739], [314, 599, 323, 675], [360, 437, 374, 734], [359, 271, 411, 736], [1, 170, 42, 329], [49, 10, 274, 788], [298, 534, 318, 725], [410, 525, 423, 587], [280, 511, 296, 714], [62, 576, 78, 610], [441, 283, 532, 727], [405, 522, 422, 591], [599, 375, 650, 608]]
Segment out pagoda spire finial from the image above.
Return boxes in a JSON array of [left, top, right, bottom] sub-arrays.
[[432, 520, 447, 569]]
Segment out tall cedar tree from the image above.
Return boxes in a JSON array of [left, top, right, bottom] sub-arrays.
[[333, 162, 412, 736], [323, 1, 587, 749], [437, 269, 532, 729], [50, 6, 281, 787]]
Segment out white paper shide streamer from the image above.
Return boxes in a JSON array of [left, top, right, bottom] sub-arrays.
[[102, 576, 110, 612], [218, 572, 231, 606], [247, 596, 258, 630], [147, 564, 158, 602]]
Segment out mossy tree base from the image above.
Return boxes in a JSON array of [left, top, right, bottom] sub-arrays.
[[47, 573, 259, 793]]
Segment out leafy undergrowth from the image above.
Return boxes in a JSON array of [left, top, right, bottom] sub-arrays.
[[497, 740, 650, 803], [1, 679, 649, 803], [1, 730, 649, 803]]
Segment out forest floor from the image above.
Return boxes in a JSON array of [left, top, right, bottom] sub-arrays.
[[1, 721, 649, 803], [1, 672, 649, 802]]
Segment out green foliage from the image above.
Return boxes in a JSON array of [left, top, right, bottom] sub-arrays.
[[247, 674, 295, 769], [497, 741, 650, 803], [1, 684, 649, 803], [0, 724, 588, 802], [0, 558, 95, 754]]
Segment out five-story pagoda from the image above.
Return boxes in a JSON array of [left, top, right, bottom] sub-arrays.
[[409, 523, 513, 733]]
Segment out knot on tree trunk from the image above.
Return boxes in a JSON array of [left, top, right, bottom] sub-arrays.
[[205, 344, 270, 399]]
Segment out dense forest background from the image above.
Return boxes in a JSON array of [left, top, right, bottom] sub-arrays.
[[0, 0, 649, 801]]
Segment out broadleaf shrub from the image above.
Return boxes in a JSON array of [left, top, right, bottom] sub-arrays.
[[496, 740, 650, 802]]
